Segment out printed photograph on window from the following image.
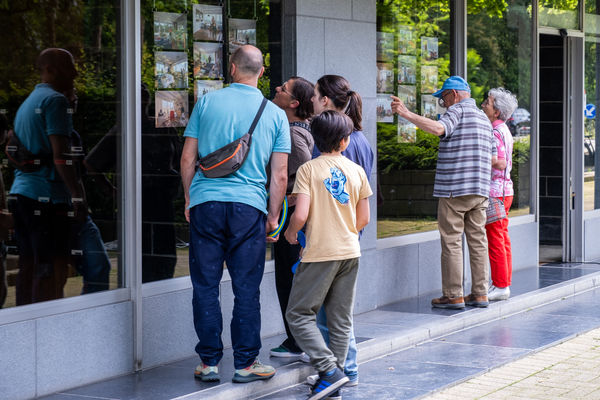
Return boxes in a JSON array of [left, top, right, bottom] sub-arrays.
[[193, 4, 223, 41], [228, 18, 257, 53], [194, 80, 224, 103], [155, 51, 189, 89], [193, 42, 223, 79], [154, 12, 187, 50], [377, 62, 395, 93]]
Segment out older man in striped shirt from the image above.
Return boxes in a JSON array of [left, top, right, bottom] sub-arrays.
[[391, 76, 495, 310]]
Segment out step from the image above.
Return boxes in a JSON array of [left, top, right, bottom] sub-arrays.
[[173, 266, 600, 400]]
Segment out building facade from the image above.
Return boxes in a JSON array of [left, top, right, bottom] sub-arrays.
[[0, 0, 599, 398]]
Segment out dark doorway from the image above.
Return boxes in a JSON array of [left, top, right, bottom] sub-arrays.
[[538, 34, 564, 263]]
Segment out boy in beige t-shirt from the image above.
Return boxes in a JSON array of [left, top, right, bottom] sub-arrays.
[[284, 111, 372, 399]]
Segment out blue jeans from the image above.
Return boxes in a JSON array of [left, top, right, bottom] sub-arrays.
[[74, 216, 111, 294], [189, 201, 266, 369], [317, 307, 358, 377]]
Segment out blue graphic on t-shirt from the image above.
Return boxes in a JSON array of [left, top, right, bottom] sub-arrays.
[[324, 167, 349, 204]]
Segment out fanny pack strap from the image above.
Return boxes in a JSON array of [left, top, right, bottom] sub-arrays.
[[248, 97, 268, 137]]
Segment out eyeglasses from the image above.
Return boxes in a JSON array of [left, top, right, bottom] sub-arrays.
[[438, 90, 453, 108], [280, 84, 296, 100]]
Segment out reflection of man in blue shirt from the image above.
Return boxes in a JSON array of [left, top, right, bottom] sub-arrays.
[[9, 48, 87, 305]]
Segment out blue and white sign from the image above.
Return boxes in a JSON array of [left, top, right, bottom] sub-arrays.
[[585, 104, 596, 119]]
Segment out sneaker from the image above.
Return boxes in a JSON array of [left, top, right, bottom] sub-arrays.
[[464, 293, 489, 308], [431, 296, 465, 309], [307, 374, 318, 386], [488, 285, 510, 301], [299, 352, 310, 363], [345, 374, 358, 387], [327, 390, 342, 400], [194, 363, 220, 382], [232, 359, 276, 383], [309, 372, 356, 387], [308, 368, 349, 400], [270, 343, 303, 358]]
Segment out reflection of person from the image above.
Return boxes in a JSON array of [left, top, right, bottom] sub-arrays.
[[181, 45, 290, 383], [269, 76, 315, 360], [284, 111, 372, 399], [9, 48, 87, 305], [68, 129, 111, 294], [391, 76, 495, 309], [309, 74, 374, 387], [85, 85, 181, 283], [481, 88, 518, 301], [0, 113, 9, 308]]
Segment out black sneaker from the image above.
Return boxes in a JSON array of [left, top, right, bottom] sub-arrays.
[[328, 390, 341, 400], [308, 368, 349, 400]]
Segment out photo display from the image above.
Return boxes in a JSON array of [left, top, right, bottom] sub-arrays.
[[193, 42, 224, 79], [377, 62, 394, 94], [229, 18, 257, 53], [194, 80, 224, 103], [155, 51, 188, 89], [155, 91, 190, 128], [193, 4, 223, 41], [377, 94, 393, 123], [154, 12, 187, 50]]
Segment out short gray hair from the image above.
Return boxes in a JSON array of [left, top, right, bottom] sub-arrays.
[[488, 87, 518, 121], [230, 45, 263, 77]]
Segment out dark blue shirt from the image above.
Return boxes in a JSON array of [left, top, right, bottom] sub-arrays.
[[312, 130, 374, 177]]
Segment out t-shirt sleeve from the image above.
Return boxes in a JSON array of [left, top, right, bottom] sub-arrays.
[[183, 96, 206, 139], [45, 94, 72, 136], [288, 127, 313, 176], [358, 169, 373, 199], [438, 103, 462, 139], [292, 163, 311, 196], [273, 110, 291, 154]]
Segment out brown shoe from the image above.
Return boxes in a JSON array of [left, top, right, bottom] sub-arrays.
[[464, 294, 489, 308], [431, 296, 465, 309]]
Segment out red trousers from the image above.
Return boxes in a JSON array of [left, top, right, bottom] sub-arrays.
[[485, 196, 513, 288]]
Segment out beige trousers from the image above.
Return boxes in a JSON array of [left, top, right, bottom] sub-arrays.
[[438, 195, 489, 298]]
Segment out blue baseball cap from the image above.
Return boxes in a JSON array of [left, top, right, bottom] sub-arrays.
[[432, 76, 471, 98]]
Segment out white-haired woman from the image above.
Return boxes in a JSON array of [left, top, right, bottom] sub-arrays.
[[481, 88, 518, 301]]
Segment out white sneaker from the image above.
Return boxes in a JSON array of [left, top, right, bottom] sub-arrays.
[[488, 285, 510, 301], [299, 352, 310, 363], [306, 373, 318, 386]]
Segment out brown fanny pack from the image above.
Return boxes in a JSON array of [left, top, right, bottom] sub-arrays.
[[198, 97, 268, 178]]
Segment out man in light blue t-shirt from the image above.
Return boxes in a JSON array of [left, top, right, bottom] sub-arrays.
[[181, 45, 290, 384]]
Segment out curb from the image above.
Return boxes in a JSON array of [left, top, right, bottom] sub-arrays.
[[173, 271, 600, 400]]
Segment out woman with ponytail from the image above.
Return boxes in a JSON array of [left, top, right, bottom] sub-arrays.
[[302, 74, 374, 387], [311, 75, 374, 177]]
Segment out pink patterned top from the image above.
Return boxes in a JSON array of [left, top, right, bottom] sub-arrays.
[[489, 120, 514, 198]]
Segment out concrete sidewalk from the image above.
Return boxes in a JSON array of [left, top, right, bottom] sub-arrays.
[[426, 327, 600, 399], [261, 285, 600, 399], [39, 263, 600, 400]]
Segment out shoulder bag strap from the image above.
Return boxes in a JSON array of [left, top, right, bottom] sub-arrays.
[[248, 97, 268, 136]]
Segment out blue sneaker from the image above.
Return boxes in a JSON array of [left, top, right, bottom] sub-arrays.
[[308, 368, 349, 400], [327, 390, 341, 400]]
